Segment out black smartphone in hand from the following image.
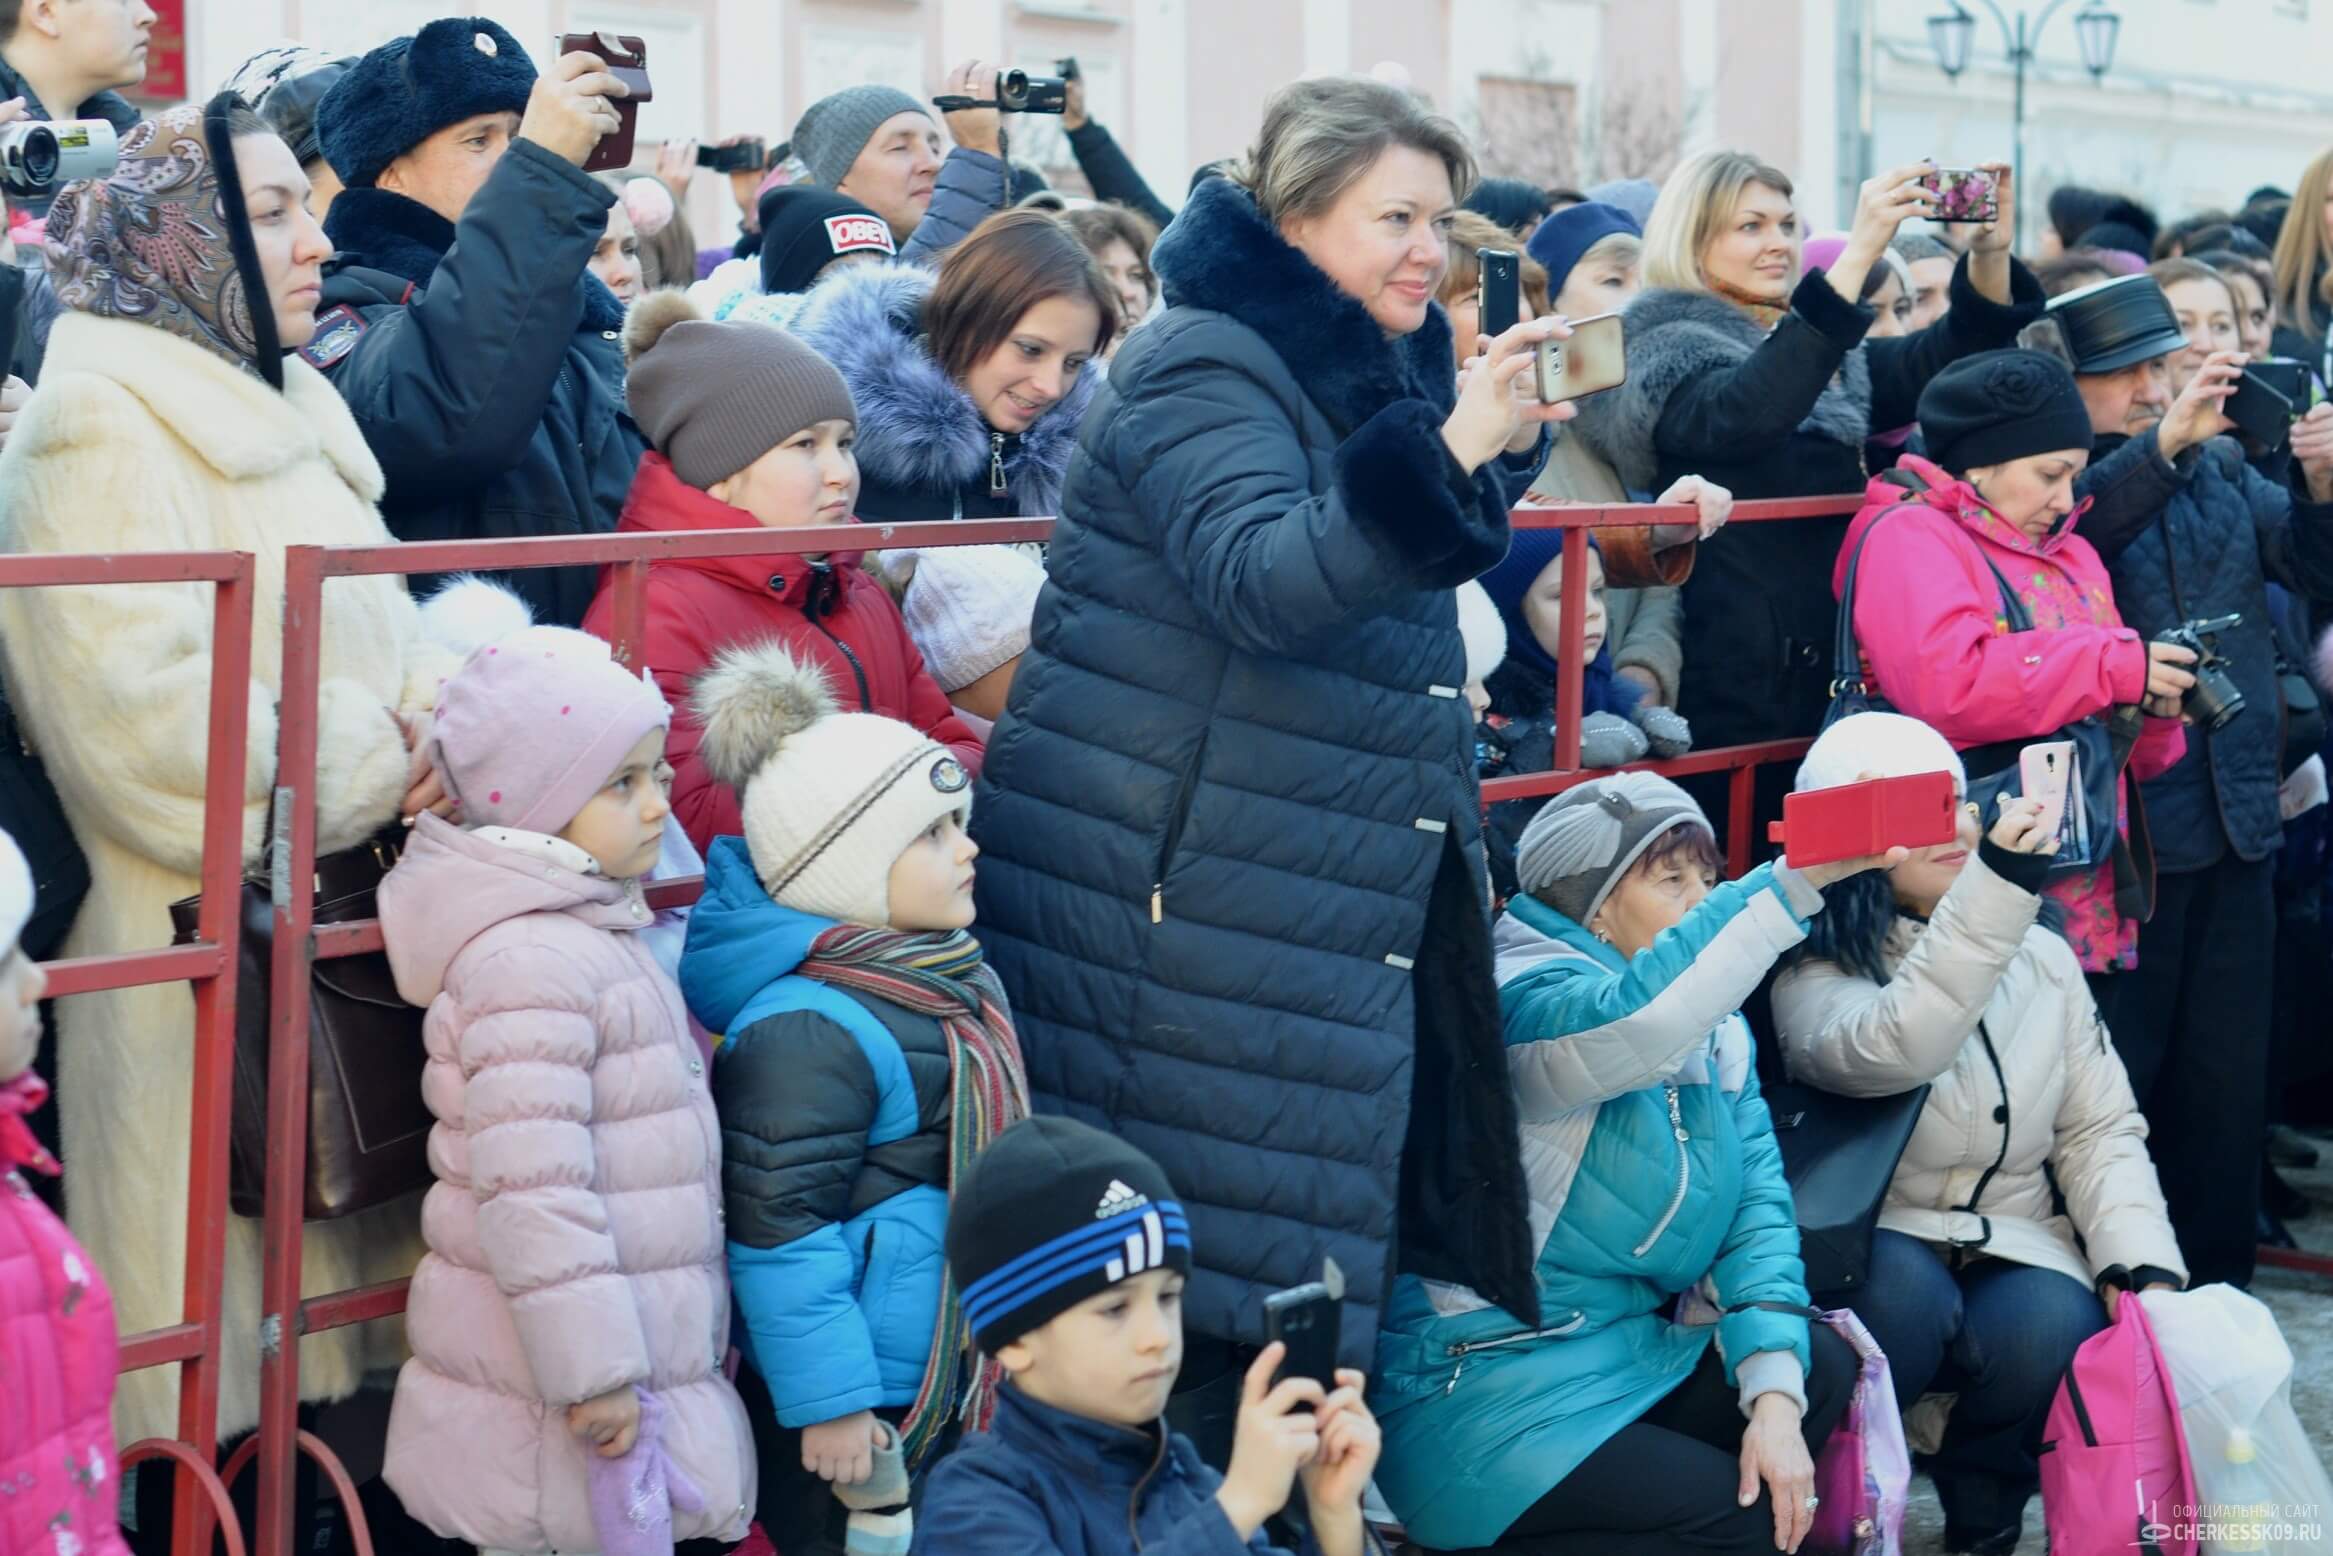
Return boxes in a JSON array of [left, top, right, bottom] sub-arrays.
[[1478, 248, 1520, 343], [1262, 1256, 1345, 1406], [2226, 369, 2295, 450]]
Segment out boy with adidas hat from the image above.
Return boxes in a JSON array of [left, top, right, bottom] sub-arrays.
[[677, 642, 1027, 1556], [917, 1115, 1385, 1555]]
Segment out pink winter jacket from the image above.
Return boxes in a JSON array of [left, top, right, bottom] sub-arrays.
[[377, 815, 753, 1553], [1, 1073, 130, 1556], [1837, 455, 2187, 969]]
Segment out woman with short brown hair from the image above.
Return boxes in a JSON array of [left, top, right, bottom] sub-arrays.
[[1060, 203, 1160, 356], [790, 208, 1118, 523]]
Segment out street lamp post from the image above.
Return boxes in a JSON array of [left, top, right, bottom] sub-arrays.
[[1927, 0, 2121, 249]]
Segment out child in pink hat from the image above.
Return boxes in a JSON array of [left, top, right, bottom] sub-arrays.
[[377, 627, 755, 1556]]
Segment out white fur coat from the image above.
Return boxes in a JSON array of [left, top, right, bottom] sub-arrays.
[[0, 313, 483, 1444]]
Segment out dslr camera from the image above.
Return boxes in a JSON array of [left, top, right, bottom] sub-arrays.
[[0, 119, 120, 197], [2155, 614, 2246, 732]]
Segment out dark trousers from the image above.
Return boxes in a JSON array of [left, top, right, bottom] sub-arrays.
[[1849, 1231, 2105, 1531], [735, 1366, 908, 1556], [1448, 1322, 1858, 1554], [2091, 852, 2275, 1288]]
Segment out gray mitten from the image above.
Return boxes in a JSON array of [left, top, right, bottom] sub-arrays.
[[1633, 703, 1692, 759], [1580, 712, 1651, 769]]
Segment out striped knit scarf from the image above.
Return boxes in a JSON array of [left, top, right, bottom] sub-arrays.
[[796, 924, 1030, 1467]]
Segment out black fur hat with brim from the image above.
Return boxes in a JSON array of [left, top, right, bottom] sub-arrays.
[[317, 17, 536, 189]]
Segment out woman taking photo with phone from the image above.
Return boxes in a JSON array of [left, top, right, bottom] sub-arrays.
[[1772, 712, 2184, 1555], [1372, 772, 1885, 1555], [970, 75, 1565, 1443], [1572, 153, 2044, 840]]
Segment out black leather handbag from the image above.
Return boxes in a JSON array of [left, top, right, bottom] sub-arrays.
[[1827, 480, 2126, 880], [1765, 1081, 1930, 1296], [168, 826, 432, 1221]]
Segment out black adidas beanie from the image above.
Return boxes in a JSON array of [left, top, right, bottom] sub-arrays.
[[949, 1116, 1192, 1353]]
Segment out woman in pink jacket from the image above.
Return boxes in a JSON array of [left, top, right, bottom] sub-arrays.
[[378, 627, 753, 1555], [2, 828, 130, 1556], [1836, 349, 2196, 974]]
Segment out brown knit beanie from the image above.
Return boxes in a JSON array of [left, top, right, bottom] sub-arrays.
[[622, 290, 858, 489]]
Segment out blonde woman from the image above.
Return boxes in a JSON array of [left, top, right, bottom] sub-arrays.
[[1569, 150, 2043, 837], [2269, 147, 2333, 380]]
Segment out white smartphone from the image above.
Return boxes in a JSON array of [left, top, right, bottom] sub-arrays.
[[2018, 740, 2077, 848], [1535, 311, 1627, 404]]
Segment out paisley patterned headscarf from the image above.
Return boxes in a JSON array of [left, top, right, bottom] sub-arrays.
[[46, 93, 284, 388]]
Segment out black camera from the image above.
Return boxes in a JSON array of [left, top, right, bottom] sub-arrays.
[[2156, 614, 2246, 732], [995, 69, 1067, 114]]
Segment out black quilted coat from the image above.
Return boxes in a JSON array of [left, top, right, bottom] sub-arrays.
[[971, 176, 1545, 1366]]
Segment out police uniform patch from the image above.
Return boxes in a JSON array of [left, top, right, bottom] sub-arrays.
[[300, 304, 367, 370]]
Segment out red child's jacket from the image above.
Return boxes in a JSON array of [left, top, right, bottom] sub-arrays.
[[582, 453, 984, 855]]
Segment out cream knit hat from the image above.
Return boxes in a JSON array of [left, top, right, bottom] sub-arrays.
[[693, 641, 972, 928], [898, 545, 1046, 693]]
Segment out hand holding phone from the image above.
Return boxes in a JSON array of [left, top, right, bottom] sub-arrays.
[[551, 32, 652, 173], [1214, 1344, 1327, 1539], [1918, 166, 2000, 224], [2014, 741, 2076, 850], [1768, 772, 1958, 870], [2224, 369, 2295, 450], [1536, 310, 1627, 404], [1263, 1256, 1345, 1399]]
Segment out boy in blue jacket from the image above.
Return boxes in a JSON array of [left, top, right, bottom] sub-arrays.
[[917, 1116, 1385, 1555]]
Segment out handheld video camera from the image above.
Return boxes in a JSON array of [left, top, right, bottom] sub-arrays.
[[937, 70, 1069, 116], [0, 119, 121, 198], [2156, 614, 2246, 732]]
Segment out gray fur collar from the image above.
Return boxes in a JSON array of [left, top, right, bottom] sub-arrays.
[[1574, 285, 1873, 490], [787, 261, 1096, 518]]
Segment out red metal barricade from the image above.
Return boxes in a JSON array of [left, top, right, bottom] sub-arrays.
[[8, 548, 257, 1556], [50, 490, 2324, 1555]]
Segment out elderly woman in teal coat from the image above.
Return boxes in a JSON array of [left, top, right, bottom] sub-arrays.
[[1372, 773, 1901, 1555]]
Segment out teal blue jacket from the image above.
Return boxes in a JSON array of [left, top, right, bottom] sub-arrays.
[[1369, 863, 1821, 1549]]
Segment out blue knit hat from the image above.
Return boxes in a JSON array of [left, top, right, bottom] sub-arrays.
[[317, 17, 537, 188], [1526, 202, 1642, 300]]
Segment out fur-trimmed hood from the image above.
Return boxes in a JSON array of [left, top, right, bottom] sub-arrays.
[[1574, 283, 1873, 491], [788, 260, 1095, 519], [1151, 174, 1462, 435]]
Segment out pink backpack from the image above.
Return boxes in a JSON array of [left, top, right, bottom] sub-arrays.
[[2039, 1291, 2197, 1556]]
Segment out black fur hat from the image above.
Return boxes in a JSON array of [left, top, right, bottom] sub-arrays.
[[317, 17, 536, 189]]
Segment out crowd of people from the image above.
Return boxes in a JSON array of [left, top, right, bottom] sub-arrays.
[[2, 5, 2332, 1556]]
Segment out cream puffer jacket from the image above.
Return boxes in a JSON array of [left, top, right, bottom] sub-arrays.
[[1769, 853, 2185, 1291]]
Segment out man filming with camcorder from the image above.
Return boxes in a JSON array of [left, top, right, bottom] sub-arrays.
[[790, 58, 1071, 266]]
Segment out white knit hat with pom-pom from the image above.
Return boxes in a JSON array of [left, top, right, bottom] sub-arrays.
[[692, 640, 971, 928]]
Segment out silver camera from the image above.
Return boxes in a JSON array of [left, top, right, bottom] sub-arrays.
[[0, 119, 121, 198]]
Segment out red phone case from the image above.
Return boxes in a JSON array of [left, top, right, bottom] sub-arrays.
[[559, 32, 654, 173], [1767, 772, 1959, 868]]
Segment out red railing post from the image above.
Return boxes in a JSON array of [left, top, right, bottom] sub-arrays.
[[170, 555, 254, 1556], [608, 556, 651, 671], [1551, 525, 1590, 773], [254, 544, 327, 1556]]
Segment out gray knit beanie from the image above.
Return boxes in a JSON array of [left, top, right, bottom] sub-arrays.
[[792, 84, 931, 193], [622, 292, 857, 488], [1515, 772, 1711, 928]]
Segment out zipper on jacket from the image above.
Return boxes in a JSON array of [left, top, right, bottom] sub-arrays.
[[1127, 1422, 1170, 1552], [1955, 1020, 2012, 1222], [1441, 1313, 1587, 1395], [1633, 1083, 1692, 1258], [988, 431, 1008, 498], [1151, 728, 1213, 924], [800, 564, 873, 709]]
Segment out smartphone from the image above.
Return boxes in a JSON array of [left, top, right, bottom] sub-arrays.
[[2250, 358, 2312, 420], [1478, 248, 1520, 343], [1767, 771, 1959, 869], [2225, 370, 2294, 450], [558, 31, 654, 173], [696, 139, 764, 173], [1535, 311, 1627, 404], [2017, 740, 2076, 845], [1262, 1256, 1346, 1403], [1919, 166, 1999, 225]]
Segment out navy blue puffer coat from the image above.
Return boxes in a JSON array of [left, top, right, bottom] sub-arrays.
[[972, 176, 1545, 1366]]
